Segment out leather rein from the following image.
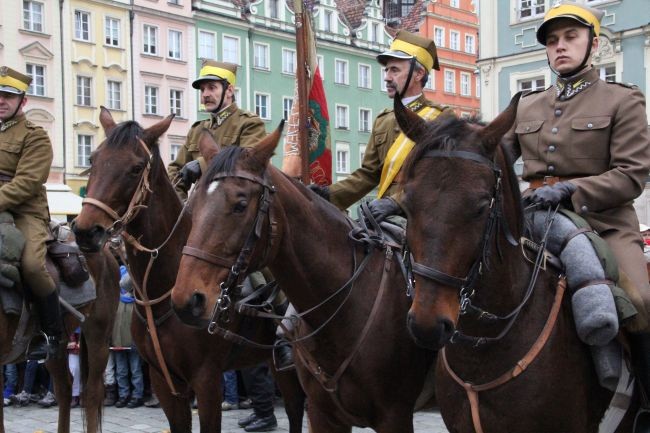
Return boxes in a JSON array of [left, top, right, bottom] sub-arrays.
[[81, 137, 189, 396]]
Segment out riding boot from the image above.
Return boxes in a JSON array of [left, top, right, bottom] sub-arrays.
[[632, 333, 650, 433], [27, 292, 62, 361], [274, 302, 295, 371]]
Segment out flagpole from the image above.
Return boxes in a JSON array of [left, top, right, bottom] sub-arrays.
[[294, 0, 310, 184]]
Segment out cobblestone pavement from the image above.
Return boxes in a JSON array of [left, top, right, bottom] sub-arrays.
[[4, 402, 449, 433]]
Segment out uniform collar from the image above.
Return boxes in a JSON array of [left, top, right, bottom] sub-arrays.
[[556, 67, 599, 101], [405, 94, 426, 112], [209, 103, 237, 128], [0, 113, 25, 132]]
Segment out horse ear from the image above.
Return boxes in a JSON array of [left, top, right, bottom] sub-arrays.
[[248, 120, 285, 171], [394, 95, 428, 143], [198, 129, 221, 163], [480, 92, 521, 152], [99, 106, 116, 136], [142, 113, 175, 146]]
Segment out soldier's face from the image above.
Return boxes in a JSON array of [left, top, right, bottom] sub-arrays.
[[0, 92, 25, 121], [199, 81, 233, 111], [545, 20, 598, 74], [384, 59, 425, 99]]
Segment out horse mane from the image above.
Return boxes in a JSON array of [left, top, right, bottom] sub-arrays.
[[204, 145, 247, 180], [105, 121, 145, 149]]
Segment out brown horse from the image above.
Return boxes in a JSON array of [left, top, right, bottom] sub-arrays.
[[170, 124, 436, 432], [396, 94, 637, 432], [71, 109, 305, 433], [0, 245, 120, 433]]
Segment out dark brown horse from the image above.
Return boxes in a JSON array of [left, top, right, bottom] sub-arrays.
[[71, 109, 305, 433], [170, 125, 436, 432], [0, 244, 120, 433], [396, 95, 636, 432]]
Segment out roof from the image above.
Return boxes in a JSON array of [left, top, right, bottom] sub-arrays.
[[46, 183, 83, 216]]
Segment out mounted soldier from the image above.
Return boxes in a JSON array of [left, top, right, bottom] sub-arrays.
[[0, 66, 61, 360], [502, 3, 650, 431]]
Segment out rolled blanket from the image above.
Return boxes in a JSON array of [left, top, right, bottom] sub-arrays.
[[571, 284, 619, 346], [590, 340, 622, 392]]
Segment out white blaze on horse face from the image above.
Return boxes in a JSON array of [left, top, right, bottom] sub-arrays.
[[207, 180, 220, 195]]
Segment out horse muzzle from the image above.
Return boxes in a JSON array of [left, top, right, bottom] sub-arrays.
[[406, 311, 455, 351], [70, 220, 108, 253], [171, 289, 210, 328]]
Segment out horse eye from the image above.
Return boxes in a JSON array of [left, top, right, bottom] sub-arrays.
[[129, 164, 143, 176], [233, 200, 248, 214]]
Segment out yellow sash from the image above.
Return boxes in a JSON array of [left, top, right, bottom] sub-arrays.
[[377, 105, 441, 198]]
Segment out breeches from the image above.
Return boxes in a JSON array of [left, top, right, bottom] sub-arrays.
[[13, 214, 55, 297], [602, 228, 650, 332]]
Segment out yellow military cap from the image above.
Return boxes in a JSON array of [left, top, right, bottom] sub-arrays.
[[537, 1, 604, 45], [192, 60, 237, 88], [377, 30, 440, 71], [0, 66, 32, 95]]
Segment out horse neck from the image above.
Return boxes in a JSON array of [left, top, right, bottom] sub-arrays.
[[125, 158, 190, 294]]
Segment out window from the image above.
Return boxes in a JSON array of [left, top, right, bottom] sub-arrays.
[[255, 93, 270, 119], [335, 104, 349, 129], [476, 75, 480, 98], [169, 0, 181, 4], [74, 10, 91, 41], [450, 31, 460, 51], [460, 112, 471, 119], [424, 70, 435, 90], [23, 1, 43, 32], [199, 31, 216, 59], [444, 69, 455, 93], [317, 55, 324, 79], [105, 17, 120, 46], [359, 108, 371, 132], [269, 0, 279, 19], [336, 142, 350, 173], [460, 72, 471, 96], [359, 145, 366, 163], [465, 34, 475, 54], [77, 135, 92, 167], [380, 68, 387, 91], [170, 143, 181, 162], [358, 64, 371, 89], [170, 89, 183, 116], [384, 0, 415, 20], [450, 0, 459, 7], [434, 27, 445, 48], [282, 48, 296, 74], [144, 85, 159, 114], [324, 10, 333, 32], [370, 22, 379, 43], [335, 59, 348, 85], [283, 97, 293, 121], [26, 64, 45, 96], [223, 35, 239, 64], [76, 76, 92, 106], [519, 0, 545, 20], [143, 25, 158, 55], [106, 80, 121, 110], [597, 64, 616, 82], [518, 77, 545, 92], [254, 43, 270, 70], [168, 30, 182, 60]]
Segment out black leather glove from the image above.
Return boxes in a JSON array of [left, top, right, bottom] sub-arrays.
[[179, 159, 202, 187], [367, 197, 403, 223], [525, 181, 577, 209], [308, 184, 330, 202]]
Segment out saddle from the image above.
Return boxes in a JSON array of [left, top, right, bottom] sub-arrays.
[[47, 221, 90, 287]]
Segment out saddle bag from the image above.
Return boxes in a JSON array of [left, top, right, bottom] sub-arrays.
[[47, 241, 89, 287]]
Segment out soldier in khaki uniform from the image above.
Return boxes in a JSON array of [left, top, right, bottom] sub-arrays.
[[167, 60, 266, 199], [0, 66, 61, 360], [312, 30, 449, 218], [502, 4, 650, 430]]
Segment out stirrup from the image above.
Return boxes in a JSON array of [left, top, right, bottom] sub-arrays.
[[633, 408, 650, 433], [272, 340, 295, 372], [26, 331, 59, 361]]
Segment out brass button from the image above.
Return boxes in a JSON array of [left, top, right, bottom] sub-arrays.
[[555, 109, 562, 117], [587, 123, 593, 129], [551, 127, 558, 134], [548, 145, 556, 152]]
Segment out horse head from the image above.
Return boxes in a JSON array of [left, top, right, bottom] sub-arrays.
[[171, 122, 284, 328], [71, 107, 174, 252], [398, 94, 521, 350]]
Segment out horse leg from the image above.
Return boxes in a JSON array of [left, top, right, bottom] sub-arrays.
[[46, 353, 73, 433], [0, 371, 4, 433], [150, 367, 192, 433], [306, 402, 352, 433], [273, 366, 305, 433], [193, 366, 222, 433], [374, 410, 415, 433], [78, 331, 110, 433]]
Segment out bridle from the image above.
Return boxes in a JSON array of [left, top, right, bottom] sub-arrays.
[[181, 169, 276, 333]]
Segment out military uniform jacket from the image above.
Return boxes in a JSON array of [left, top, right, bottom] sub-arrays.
[[329, 95, 447, 210], [0, 114, 52, 220], [505, 67, 650, 235], [167, 103, 267, 194]]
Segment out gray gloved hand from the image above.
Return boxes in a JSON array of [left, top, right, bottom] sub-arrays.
[[179, 159, 202, 187], [525, 181, 577, 209], [308, 184, 330, 202], [367, 197, 403, 223]]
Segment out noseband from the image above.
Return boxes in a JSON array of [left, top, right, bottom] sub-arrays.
[[181, 170, 276, 333], [409, 150, 517, 314]]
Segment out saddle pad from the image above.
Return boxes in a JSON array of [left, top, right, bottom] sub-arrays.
[[59, 276, 96, 308]]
